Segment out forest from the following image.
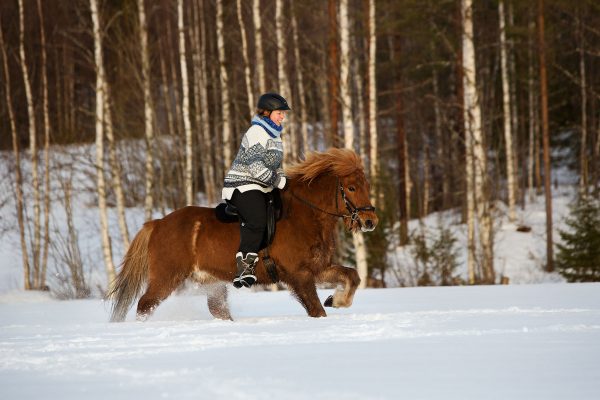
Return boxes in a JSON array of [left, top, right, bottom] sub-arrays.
[[1, 0, 599, 294]]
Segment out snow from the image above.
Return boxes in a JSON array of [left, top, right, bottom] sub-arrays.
[[1, 283, 599, 399], [1, 145, 599, 399]]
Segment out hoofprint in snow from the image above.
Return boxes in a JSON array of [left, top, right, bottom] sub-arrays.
[[1, 283, 599, 400]]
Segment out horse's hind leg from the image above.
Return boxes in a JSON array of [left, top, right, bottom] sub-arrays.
[[206, 283, 232, 321], [288, 269, 327, 318], [136, 272, 187, 321], [317, 264, 361, 308]]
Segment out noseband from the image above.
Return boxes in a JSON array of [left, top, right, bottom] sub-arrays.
[[291, 177, 376, 229]]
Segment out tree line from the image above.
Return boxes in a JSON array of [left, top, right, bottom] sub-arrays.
[[1, 0, 599, 292]]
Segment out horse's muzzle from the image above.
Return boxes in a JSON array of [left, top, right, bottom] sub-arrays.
[[359, 214, 378, 232]]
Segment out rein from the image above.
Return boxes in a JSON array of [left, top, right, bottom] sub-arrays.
[[290, 177, 375, 229]]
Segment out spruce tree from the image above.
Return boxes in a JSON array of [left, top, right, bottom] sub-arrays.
[[556, 195, 600, 282]]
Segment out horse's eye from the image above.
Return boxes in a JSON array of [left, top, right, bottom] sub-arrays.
[[348, 186, 356, 192]]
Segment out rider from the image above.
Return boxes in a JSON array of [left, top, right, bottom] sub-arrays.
[[222, 93, 291, 288]]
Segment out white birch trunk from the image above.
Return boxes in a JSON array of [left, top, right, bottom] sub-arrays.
[[1, 25, 31, 290], [197, 0, 217, 203], [339, 0, 353, 149], [18, 0, 40, 289], [237, 0, 255, 119], [291, 2, 309, 156], [217, 0, 233, 169], [253, 0, 266, 95], [499, 0, 517, 221], [367, 0, 378, 202], [90, 0, 116, 284], [37, 0, 51, 288], [276, 0, 296, 163], [178, 0, 194, 205], [338, 0, 368, 288], [137, 0, 155, 219], [462, 0, 478, 284], [104, 87, 130, 249], [463, 0, 494, 283]]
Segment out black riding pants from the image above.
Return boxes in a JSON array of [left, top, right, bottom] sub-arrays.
[[229, 189, 268, 254]]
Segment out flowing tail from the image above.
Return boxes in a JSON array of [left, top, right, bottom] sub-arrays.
[[108, 222, 154, 322]]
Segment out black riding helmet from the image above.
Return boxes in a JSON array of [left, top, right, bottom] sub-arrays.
[[257, 93, 291, 111]]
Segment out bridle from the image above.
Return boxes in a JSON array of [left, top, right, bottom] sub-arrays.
[[290, 177, 376, 229]]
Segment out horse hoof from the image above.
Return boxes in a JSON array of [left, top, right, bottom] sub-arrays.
[[324, 295, 334, 307]]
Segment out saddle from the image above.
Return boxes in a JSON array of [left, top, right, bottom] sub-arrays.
[[214, 189, 284, 251]]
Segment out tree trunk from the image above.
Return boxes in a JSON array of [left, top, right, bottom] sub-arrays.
[[432, 68, 448, 210], [578, 7, 588, 195], [366, 0, 378, 201], [37, 0, 51, 289], [291, 1, 309, 156], [340, 0, 353, 150], [18, 0, 40, 290], [253, 0, 266, 95], [178, 0, 194, 205], [276, 0, 296, 163], [104, 89, 130, 249], [137, 0, 156, 219], [537, 0, 553, 272], [328, 0, 340, 145], [462, 0, 494, 283], [196, 0, 217, 203], [216, 0, 233, 169], [237, 0, 254, 119], [90, 0, 116, 285], [499, 0, 517, 221], [393, 35, 409, 246], [527, 17, 537, 204], [0, 24, 31, 291]]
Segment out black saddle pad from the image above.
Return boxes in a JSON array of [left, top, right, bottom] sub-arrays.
[[214, 190, 284, 250]]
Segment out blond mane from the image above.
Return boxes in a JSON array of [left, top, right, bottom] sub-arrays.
[[286, 148, 364, 183]]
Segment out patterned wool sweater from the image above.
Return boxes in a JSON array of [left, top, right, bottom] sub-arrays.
[[221, 116, 285, 200]]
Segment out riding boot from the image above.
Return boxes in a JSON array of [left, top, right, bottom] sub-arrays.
[[233, 252, 258, 288]]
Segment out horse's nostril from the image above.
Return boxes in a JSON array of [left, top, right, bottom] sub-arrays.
[[365, 219, 374, 229]]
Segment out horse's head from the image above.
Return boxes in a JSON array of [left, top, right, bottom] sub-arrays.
[[287, 148, 378, 233], [337, 169, 378, 233]]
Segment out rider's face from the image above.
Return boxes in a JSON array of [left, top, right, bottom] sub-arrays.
[[269, 110, 286, 126]]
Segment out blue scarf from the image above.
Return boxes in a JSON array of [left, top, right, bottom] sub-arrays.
[[251, 116, 283, 138]]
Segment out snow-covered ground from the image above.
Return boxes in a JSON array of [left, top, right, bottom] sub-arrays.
[[1, 283, 599, 399]]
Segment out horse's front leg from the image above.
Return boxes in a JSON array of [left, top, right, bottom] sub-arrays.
[[287, 268, 327, 318], [317, 264, 361, 308]]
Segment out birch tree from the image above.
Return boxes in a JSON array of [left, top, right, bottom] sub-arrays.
[[291, 1, 309, 156], [0, 23, 31, 291], [527, 17, 537, 203], [90, 0, 116, 284], [462, 0, 494, 283], [178, 0, 194, 205], [37, 0, 51, 288], [253, 0, 266, 95], [237, 0, 254, 119], [217, 0, 233, 169], [366, 0, 378, 202], [499, 0, 517, 221], [339, 0, 368, 288], [276, 0, 296, 162], [137, 0, 156, 219], [18, 0, 40, 290], [195, 0, 217, 203]]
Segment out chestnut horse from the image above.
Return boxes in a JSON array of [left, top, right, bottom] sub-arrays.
[[109, 148, 378, 321]]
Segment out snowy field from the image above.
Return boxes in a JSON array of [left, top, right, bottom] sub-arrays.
[[1, 283, 599, 400]]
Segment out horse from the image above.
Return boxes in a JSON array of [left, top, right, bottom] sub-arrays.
[[108, 148, 378, 321]]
